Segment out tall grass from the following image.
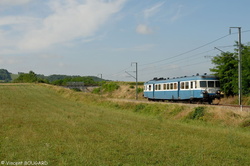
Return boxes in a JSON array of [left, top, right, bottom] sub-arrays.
[[0, 84, 250, 165]]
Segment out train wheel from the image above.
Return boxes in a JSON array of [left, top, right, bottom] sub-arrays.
[[208, 99, 212, 105]]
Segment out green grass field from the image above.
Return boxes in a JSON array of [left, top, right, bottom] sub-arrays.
[[0, 84, 250, 165]]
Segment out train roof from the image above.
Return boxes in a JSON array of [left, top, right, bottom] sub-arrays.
[[145, 74, 218, 84]]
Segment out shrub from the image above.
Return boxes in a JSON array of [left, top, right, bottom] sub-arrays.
[[102, 82, 120, 92], [129, 85, 135, 89], [92, 87, 101, 94], [186, 106, 207, 120], [137, 87, 144, 93], [13, 71, 47, 83]]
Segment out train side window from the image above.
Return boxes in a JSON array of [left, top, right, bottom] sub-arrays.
[[170, 83, 173, 90], [200, 81, 207, 88], [163, 84, 167, 90], [195, 81, 197, 88], [181, 82, 184, 89], [215, 81, 220, 87], [149, 85, 151, 91], [191, 82, 193, 89], [167, 84, 169, 90], [174, 83, 177, 89], [156, 84, 161, 90], [208, 81, 215, 87], [185, 82, 189, 89]]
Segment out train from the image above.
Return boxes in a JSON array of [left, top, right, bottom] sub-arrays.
[[143, 74, 221, 104]]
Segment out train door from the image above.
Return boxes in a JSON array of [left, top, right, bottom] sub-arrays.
[[177, 82, 180, 99], [152, 83, 155, 99], [190, 81, 194, 98]]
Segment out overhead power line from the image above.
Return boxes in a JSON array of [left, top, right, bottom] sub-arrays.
[[105, 30, 250, 81], [140, 34, 231, 67], [139, 49, 215, 72]]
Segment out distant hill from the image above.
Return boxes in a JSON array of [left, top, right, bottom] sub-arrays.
[[1, 69, 107, 84], [38, 74, 105, 83], [36, 74, 106, 86]]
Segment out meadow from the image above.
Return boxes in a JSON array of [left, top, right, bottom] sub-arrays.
[[0, 84, 250, 165]]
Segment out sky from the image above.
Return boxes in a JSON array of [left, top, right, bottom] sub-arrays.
[[0, 0, 250, 81]]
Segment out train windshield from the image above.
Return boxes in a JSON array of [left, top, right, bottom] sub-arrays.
[[208, 81, 215, 87], [200, 80, 220, 88], [215, 81, 220, 87], [200, 81, 207, 88]]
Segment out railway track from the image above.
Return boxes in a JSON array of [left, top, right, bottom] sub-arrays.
[[108, 98, 250, 112], [212, 104, 250, 111]]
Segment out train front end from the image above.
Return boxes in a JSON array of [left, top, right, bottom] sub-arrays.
[[198, 77, 221, 103]]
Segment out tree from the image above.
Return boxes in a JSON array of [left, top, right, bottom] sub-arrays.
[[0, 69, 12, 82], [13, 71, 47, 83], [210, 43, 250, 96], [51, 76, 97, 86], [241, 44, 250, 94]]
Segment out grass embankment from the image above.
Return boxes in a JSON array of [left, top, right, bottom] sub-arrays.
[[0, 84, 250, 165]]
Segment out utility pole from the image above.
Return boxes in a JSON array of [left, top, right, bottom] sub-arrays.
[[97, 74, 103, 95], [133, 62, 138, 100], [230, 27, 242, 110], [125, 62, 138, 100]]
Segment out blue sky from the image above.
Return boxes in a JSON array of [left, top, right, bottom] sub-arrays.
[[0, 0, 249, 81]]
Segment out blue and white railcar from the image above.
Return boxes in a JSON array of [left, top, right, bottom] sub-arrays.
[[144, 74, 221, 103]]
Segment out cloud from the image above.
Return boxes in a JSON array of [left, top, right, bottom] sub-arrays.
[[0, 0, 32, 6], [133, 44, 155, 51], [0, 16, 38, 26], [136, 24, 152, 35], [109, 44, 155, 52], [38, 54, 63, 59], [18, 0, 126, 51], [143, 2, 165, 19], [135, 2, 164, 35], [170, 5, 184, 22], [0, 56, 22, 65]]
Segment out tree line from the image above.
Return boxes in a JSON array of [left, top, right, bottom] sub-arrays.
[[210, 43, 250, 96], [0, 70, 102, 86]]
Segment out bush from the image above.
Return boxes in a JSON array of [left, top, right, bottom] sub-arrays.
[[92, 87, 101, 94], [130, 85, 135, 89], [13, 71, 47, 83], [102, 82, 120, 92], [137, 87, 144, 93], [186, 106, 207, 120]]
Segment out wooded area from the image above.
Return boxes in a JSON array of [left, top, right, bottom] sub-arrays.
[[210, 43, 250, 96]]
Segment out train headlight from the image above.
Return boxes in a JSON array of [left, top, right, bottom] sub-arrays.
[[202, 90, 208, 94], [216, 90, 221, 94]]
